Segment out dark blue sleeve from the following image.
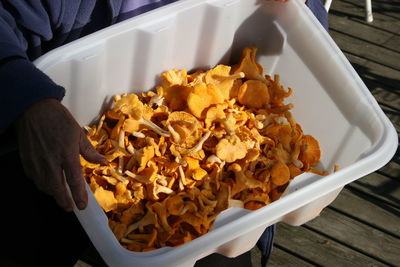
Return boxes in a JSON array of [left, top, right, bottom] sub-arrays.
[[306, 0, 329, 31], [0, 59, 66, 133], [0, 2, 65, 133], [0, 3, 28, 61]]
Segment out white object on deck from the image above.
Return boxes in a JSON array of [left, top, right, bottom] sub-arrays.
[[365, 0, 374, 22], [325, 0, 373, 22], [324, 0, 333, 11]]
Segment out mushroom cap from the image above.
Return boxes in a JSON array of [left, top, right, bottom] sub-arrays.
[[238, 80, 270, 109], [216, 135, 247, 163]]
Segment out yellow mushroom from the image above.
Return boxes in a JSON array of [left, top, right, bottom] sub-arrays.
[[109, 220, 127, 241], [115, 182, 134, 205], [228, 163, 264, 196], [205, 64, 244, 100], [267, 74, 292, 106], [152, 202, 172, 232], [125, 162, 158, 184], [161, 69, 188, 88], [126, 203, 159, 234], [166, 194, 185, 215], [204, 106, 226, 129], [93, 187, 117, 212], [216, 135, 247, 163], [187, 83, 225, 119], [270, 161, 290, 186], [120, 202, 145, 225], [148, 181, 174, 200], [299, 135, 321, 168], [136, 146, 155, 172], [238, 80, 270, 109], [113, 94, 144, 120], [232, 47, 267, 83]]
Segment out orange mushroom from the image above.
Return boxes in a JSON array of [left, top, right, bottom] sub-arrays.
[[299, 135, 321, 168]]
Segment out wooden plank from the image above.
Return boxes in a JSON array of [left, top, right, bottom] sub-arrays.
[[328, 188, 400, 237], [390, 147, 400, 166], [370, 87, 400, 112], [372, 2, 400, 19], [378, 161, 400, 180], [380, 106, 400, 133], [250, 246, 262, 267], [329, 30, 400, 70], [329, 14, 394, 48], [384, 36, 400, 52], [349, 172, 400, 208], [305, 208, 400, 266], [341, 51, 400, 90], [361, 61, 400, 90], [330, 0, 400, 34], [274, 223, 387, 267], [267, 246, 315, 267], [344, 53, 369, 67]]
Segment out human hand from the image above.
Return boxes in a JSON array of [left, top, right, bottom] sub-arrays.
[[15, 99, 105, 211]]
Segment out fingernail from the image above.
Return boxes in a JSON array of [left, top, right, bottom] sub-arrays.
[[77, 201, 87, 210]]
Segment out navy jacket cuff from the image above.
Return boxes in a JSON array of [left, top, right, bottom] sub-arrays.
[[0, 58, 65, 133]]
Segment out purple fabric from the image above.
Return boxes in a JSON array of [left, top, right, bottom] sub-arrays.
[[117, 0, 179, 22], [257, 224, 277, 267], [121, 0, 170, 12], [306, 0, 329, 31]]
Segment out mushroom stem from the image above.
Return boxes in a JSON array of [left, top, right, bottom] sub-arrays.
[[186, 131, 211, 154], [96, 114, 105, 135], [118, 129, 125, 148], [167, 124, 181, 143], [227, 72, 245, 80], [138, 118, 171, 137], [125, 156, 136, 171], [125, 170, 147, 184], [178, 165, 186, 190], [132, 131, 145, 138]]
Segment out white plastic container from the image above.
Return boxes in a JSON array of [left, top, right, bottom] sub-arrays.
[[34, 0, 398, 266]]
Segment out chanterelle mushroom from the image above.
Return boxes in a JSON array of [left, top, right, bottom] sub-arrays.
[[216, 135, 247, 163]]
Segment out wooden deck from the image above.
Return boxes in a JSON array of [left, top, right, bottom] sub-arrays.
[[76, 1, 400, 266], [264, 0, 400, 266]]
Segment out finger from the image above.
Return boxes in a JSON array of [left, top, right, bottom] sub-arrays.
[[63, 156, 88, 210], [47, 166, 74, 212], [79, 131, 107, 164]]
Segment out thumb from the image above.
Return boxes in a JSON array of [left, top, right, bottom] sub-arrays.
[[79, 131, 107, 164]]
